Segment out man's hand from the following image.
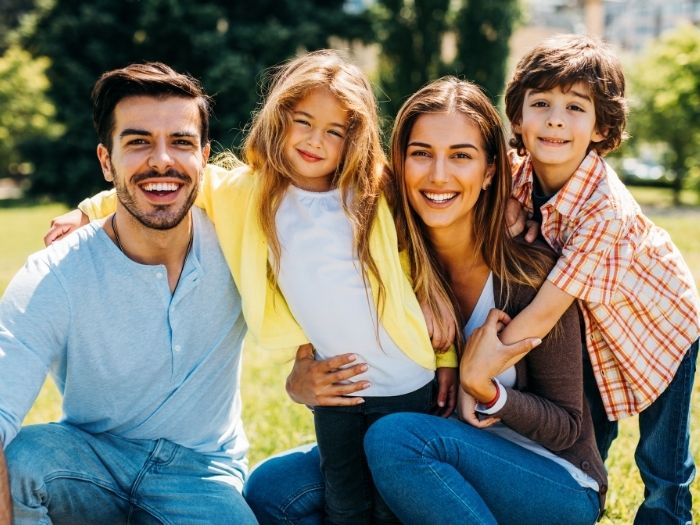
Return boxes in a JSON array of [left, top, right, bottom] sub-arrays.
[[457, 387, 499, 428], [505, 197, 538, 243], [43, 209, 89, 246], [459, 309, 541, 402], [419, 299, 455, 353], [285, 344, 370, 407], [433, 367, 457, 417], [0, 447, 11, 525]]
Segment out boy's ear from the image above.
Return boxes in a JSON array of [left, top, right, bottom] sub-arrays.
[[591, 126, 607, 143]]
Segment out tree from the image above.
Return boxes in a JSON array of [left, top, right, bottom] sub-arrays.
[[0, 0, 35, 51], [628, 24, 700, 204], [0, 45, 62, 180], [19, 0, 371, 203], [452, 0, 520, 102]]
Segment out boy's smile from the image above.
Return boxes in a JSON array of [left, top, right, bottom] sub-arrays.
[[514, 82, 604, 193]]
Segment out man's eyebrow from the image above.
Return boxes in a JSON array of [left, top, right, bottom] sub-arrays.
[[120, 128, 150, 138], [293, 110, 347, 129]]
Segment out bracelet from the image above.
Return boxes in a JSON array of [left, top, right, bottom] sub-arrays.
[[481, 378, 500, 409]]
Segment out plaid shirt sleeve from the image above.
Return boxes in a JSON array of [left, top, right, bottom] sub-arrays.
[[547, 217, 633, 304]]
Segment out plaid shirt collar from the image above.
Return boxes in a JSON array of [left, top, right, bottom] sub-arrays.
[[513, 150, 606, 219]]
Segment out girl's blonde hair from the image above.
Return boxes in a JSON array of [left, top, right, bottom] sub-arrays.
[[391, 77, 555, 337], [244, 49, 387, 308]]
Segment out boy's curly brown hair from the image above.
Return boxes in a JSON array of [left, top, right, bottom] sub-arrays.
[[505, 34, 628, 156]]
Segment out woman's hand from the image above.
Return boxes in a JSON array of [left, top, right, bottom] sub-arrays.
[[44, 209, 89, 246], [457, 387, 499, 428], [285, 344, 370, 407], [419, 298, 455, 353], [505, 197, 538, 242], [433, 367, 457, 417], [459, 309, 541, 402]]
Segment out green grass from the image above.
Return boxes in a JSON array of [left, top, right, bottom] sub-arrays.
[[1, 190, 699, 523]]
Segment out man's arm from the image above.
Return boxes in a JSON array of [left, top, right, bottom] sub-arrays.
[[286, 344, 370, 406], [0, 446, 11, 525]]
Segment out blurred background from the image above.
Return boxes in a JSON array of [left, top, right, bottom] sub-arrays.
[[1, 1, 699, 523], [0, 0, 699, 205]]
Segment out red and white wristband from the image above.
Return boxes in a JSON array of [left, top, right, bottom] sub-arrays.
[[475, 378, 507, 415]]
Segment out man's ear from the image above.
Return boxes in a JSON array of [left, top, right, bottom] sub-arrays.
[[201, 142, 211, 167], [96, 144, 113, 182]]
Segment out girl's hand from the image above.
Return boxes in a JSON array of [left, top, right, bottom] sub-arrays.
[[457, 387, 499, 428], [505, 197, 538, 242], [433, 367, 457, 417], [419, 298, 455, 353], [44, 209, 89, 246]]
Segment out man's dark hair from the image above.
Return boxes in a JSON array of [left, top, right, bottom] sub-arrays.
[[92, 62, 212, 152], [505, 34, 628, 156]]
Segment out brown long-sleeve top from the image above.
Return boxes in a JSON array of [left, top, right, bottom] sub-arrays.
[[490, 274, 608, 515]]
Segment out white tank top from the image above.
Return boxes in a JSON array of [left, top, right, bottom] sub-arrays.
[[274, 185, 433, 396]]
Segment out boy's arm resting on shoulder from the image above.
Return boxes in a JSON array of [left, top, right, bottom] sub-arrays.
[[497, 281, 576, 369], [0, 447, 10, 525], [285, 344, 370, 407]]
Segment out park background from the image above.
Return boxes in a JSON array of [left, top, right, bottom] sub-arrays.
[[1, 0, 699, 522]]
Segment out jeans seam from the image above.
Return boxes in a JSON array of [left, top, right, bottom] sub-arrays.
[[278, 482, 326, 522], [43, 470, 128, 501]]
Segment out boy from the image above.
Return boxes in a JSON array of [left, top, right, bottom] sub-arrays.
[[499, 34, 699, 524]]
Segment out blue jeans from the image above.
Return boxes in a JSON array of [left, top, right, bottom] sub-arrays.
[[363, 413, 600, 525], [583, 339, 698, 525], [6, 422, 258, 525]]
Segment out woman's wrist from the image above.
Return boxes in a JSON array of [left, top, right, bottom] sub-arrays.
[[460, 374, 498, 404]]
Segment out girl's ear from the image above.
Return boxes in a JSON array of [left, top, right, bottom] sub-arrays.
[[96, 144, 114, 182], [512, 121, 522, 134]]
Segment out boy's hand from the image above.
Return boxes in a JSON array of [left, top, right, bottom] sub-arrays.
[[419, 298, 455, 353], [44, 209, 89, 246], [457, 387, 499, 428], [433, 367, 457, 417], [505, 197, 538, 243], [285, 344, 369, 407]]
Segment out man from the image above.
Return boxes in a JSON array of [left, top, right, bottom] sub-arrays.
[[0, 63, 257, 524]]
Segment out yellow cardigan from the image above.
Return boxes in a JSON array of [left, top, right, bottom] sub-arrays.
[[79, 164, 456, 369]]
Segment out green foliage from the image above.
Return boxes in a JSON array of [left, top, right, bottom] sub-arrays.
[[0, 45, 63, 179], [628, 24, 700, 204], [0, 0, 35, 50], [452, 0, 520, 101], [18, 0, 371, 203], [371, 0, 520, 123]]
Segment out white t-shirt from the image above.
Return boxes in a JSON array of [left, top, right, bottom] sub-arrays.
[[274, 185, 433, 396]]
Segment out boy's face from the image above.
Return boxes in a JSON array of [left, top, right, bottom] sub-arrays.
[[514, 82, 605, 192]]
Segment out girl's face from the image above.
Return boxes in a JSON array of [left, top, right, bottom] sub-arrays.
[[284, 87, 349, 191], [404, 112, 494, 236]]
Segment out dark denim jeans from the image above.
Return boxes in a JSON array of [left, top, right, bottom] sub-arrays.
[[583, 339, 698, 525], [313, 380, 434, 525]]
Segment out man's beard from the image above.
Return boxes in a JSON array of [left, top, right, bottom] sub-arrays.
[[111, 162, 198, 230]]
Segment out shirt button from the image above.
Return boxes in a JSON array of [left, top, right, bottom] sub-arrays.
[[581, 461, 590, 470], [156, 272, 163, 279], [174, 345, 181, 352]]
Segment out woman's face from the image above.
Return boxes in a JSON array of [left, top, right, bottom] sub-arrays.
[[404, 111, 494, 236]]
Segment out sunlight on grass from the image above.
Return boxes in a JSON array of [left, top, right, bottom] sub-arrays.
[[3, 192, 699, 523]]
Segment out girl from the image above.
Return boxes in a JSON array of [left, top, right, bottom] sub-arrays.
[[364, 77, 606, 525], [58, 51, 458, 525]]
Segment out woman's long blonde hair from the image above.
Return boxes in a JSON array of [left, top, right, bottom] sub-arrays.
[[391, 77, 555, 333], [244, 49, 387, 307]]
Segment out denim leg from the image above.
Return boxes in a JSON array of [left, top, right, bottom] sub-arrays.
[[582, 346, 617, 460], [131, 438, 257, 525], [365, 413, 601, 525], [244, 443, 324, 525], [6, 423, 136, 525], [634, 339, 698, 525]]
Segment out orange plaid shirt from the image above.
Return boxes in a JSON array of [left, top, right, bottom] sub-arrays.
[[511, 150, 700, 420]]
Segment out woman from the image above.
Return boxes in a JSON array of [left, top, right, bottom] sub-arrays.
[[363, 77, 605, 524], [244, 78, 606, 525]]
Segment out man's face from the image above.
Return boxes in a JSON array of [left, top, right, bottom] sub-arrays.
[[97, 95, 210, 230]]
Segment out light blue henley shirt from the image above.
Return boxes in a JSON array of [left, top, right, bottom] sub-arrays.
[[0, 208, 248, 473]]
